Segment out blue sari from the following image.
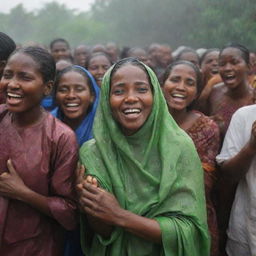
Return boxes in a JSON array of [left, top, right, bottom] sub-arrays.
[[51, 66, 100, 255]]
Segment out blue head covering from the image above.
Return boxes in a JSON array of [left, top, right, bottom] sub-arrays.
[[51, 65, 100, 146]]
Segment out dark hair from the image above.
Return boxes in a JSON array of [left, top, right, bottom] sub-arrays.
[[85, 52, 112, 69], [200, 48, 220, 66], [49, 38, 70, 50], [54, 65, 94, 95], [161, 60, 202, 110], [110, 57, 150, 85], [220, 43, 250, 65], [175, 47, 199, 63], [11, 46, 56, 83], [0, 32, 16, 61]]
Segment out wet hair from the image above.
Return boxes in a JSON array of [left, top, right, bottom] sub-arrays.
[[110, 57, 151, 86], [10, 46, 56, 83], [220, 43, 250, 65], [161, 60, 202, 95], [54, 65, 94, 95], [200, 48, 220, 66], [85, 52, 112, 69], [49, 38, 70, 50], [175, 47, 199, 63], [0, 32, 16, 61]]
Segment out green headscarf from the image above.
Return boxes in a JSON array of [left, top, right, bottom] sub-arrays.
[[80, 59, 210, 256]]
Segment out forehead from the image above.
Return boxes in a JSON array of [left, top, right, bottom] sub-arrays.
[[52, 41, 69, 50], [60, 70, 88, 83], [169, 64, 196, 77], [89, 55, 110, 65], [111, 64, 149, 83], [6, 52, 39, 72], [220, 47, 243, 58], [205, 51, 219, 60]]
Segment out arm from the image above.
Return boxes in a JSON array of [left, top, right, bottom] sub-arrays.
[[78, 182, 161, 243], [0, 159, 53, 217], [220, 120, 256, 183]]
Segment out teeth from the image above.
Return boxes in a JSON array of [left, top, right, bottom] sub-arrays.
[[66, 103, 79, 107], [123, 108, 141, 114], [172, 94, 185, 99], [226, 74, 234, 78], [97, 78, 103, 81], [8, 93, 22, 98]]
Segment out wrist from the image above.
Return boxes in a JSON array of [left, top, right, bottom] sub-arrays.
[[245, 142, 256, 155]]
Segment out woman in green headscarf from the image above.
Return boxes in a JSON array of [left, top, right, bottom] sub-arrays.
[[77, 58, 210, 256]]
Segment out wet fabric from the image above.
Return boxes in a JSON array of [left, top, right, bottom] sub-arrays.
[[79, 62, 210, 256], [216, 105, 256, 256], [51, 65, 100, 146], [0, 105, 78, 256], [186, 111, 220, 256]]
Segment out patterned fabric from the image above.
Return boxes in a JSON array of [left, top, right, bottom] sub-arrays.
[[186, 112, 220, 256]]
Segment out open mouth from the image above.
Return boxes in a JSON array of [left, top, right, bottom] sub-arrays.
[[211, 69, 219, 75], [123, 108, 141, 115], [171, 93, 186, 99], [65, 103, 79, 107], [224, 74, 236, 81], [7, 92, 23, 99]]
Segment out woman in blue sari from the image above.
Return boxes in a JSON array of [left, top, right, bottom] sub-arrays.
[[51, 65, 100, 255]]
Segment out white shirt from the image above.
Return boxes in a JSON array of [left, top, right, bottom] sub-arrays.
[[216, 105, 256, 256]]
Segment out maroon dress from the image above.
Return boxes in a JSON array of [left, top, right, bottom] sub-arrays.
[[0, 105, 78, 256]]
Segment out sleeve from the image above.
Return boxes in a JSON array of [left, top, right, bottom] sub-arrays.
[[216, 109, 246, 164], [47, 128, 79, 231]]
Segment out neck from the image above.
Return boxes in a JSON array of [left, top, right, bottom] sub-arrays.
[[227, 81, 250, 98], [169, 107, 188, 127], [63, 116, 83, 131], [12, 106, 44, 127]]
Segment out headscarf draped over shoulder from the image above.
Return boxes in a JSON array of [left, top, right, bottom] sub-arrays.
[[80, 59, 210, 256]]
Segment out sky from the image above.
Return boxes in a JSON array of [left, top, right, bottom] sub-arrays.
[[1, 0, 95, 13]]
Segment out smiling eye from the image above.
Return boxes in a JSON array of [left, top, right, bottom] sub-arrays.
[[113, 88, 124, 95], [2, 73, 12, 79], [187, 79, 196, 86], [137, 87, 149, 93], [57, 87, 68, 93]]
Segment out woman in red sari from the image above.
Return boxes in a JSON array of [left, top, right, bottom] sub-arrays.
[[161, 60, 220, 256]]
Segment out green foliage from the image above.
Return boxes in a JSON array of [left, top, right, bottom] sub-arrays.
[[1, 0, 256, 50]]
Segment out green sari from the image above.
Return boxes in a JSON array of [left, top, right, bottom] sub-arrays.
[[80, 62, 210, 256]]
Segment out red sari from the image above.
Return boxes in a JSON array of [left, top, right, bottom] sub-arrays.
[[0, 105, 78, 256], [186, 112, 220, 256]]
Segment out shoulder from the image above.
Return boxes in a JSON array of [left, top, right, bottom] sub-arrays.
[[44, 112, 77, 143], [232, 105, 256, 121]]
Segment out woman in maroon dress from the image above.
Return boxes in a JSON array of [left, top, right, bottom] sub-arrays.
[[0, 46, 78, 255]]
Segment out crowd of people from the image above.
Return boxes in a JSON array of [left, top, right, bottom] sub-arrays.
[[0, 31, 256, 256]]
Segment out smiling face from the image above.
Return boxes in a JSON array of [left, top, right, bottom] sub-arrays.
[[51, 41, 71, 62], [88, 55, 111, 87], [201, 50, 219, 82], [162, 64, 197, 112], [56, 70, 94, 125], [110, 64, 153, 136], [219, 47, 249, 89], [0, 52, 49, 113]]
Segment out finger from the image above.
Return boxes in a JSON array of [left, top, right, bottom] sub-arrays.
[[86, 175, 93, 184], [92, 177, 98, 187], [0, 172, 10, 179], [7, 159, 17, 175], [83, 182, 101, 194]]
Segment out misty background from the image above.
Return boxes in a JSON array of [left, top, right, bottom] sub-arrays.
[[1, 0, 256, 50]]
